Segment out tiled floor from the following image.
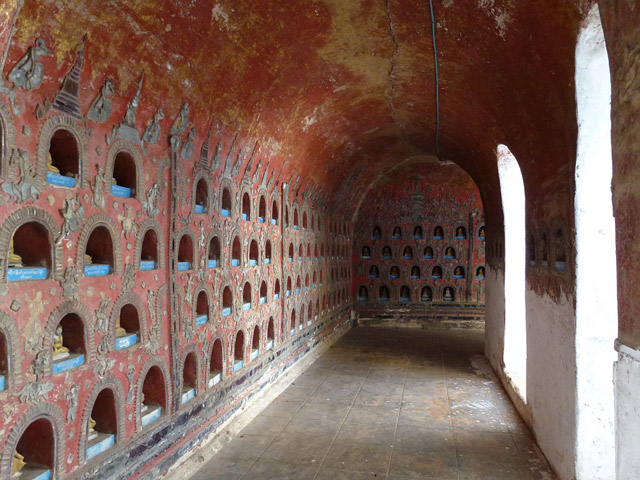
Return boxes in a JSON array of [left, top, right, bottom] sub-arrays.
[[190, 327, 556, 479]]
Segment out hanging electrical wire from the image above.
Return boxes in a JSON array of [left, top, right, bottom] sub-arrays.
[[428, 0, 440, 157]]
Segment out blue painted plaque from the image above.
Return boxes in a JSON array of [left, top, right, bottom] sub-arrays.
[[141, 405, 162, 427], [86, 433, 115, 459], [221, 208, 230, 217], [52, 353, 84, 374], [222, 307, 231, 317], [115, 333, 138, 350], [139, 260, 156, 271], [47, 172, 76, 187], [7, 267, 47, 281], [194, 204, 205, 214], [177, 262, 190, 271], [111, 184, 132, 197], [233, 360, 243, 372], [208, 259, 218, 268], [84, 264, 110, 277]]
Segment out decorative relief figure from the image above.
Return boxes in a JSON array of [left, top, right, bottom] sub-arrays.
[[8, 38, 51, 90], [142, 183, 161, 217], [61, 265, 79, 297], [94, 334, 115, 378], [50, 35, 87, 119], [126, 364, 136, 403], [121, 264, 135, 293], [211, 141, 223, 171], [181, 127, 196, 160], [92, 165, 107, 210], [87, 79, 115, 123], [109, 72, 144, 146], [1, 148, 40, 203], [95, 297, 110, 333], [33, 349, 50, 380], [18, 381, 54, 403], [117, 205, 138, 240], [65, 384, 79, 422], [170, 102, 190, 136], [57, 195, 84, 244], [143, 108, 164, 144]]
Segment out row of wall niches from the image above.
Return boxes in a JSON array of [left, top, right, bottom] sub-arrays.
[[364, 265, 486, 280], [360, 245, 475, 260], [283, 208, 349, 236], [356, 285, 461, 302], [367, 225, 485, 241], [5, 218, 287, 281]]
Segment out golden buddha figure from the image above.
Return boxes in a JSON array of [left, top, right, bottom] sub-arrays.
[[141, 392, 148, 412], [115, 317, 127, 337], [479, 227, 486, 238], [47, 152, 60, 174], [13, 450, 26, 475], [454, 267, 463, 276], [478, 267, 485, 277], [88, 417, 98, 441], [8, 237, 23, 267], [53, 325, 70, 358], [456, 227, 464, 237], [84, 253, 93, 265], [445, 247, 455, 257]]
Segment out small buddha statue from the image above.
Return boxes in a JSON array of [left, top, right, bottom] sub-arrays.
[[446, 247, 454, 257], [444, 288, 453, 301], [434, 227, 444, 237], [454, 267, 463, 276], [141, 392, 148, 413], [479, 227, 486, 238], [112, 177, 117, 185], [53, 325, 70, 359], [84, 253, 93, 265], [13, 450, 26, 475], [8, 238, 23, 267], [456, 227, 465, 237], [411, 267, 419, 277], [88, 417, 98, 441], [478, 267, 485, 277], [115, 317, 127, 337], [393, 227, 401, 238], [47, 152, 60, 174]]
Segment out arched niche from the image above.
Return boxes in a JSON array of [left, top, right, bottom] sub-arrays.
[[266, 317, 275, 349], [265, 240, 272, 265], [208, 338, 224, 387], [413, 226, 423, 239], [478, 225, 486, 240], [258, 195, 266, 223], [0, 207, 62, 283], [194, 287, 211, 326], [357, 285, 369, 301], [553, 222, 568, 272], [444, 246, 456, 259], [312, 270, 317, 287], [77, 214, 122, 277], [372, 225, 382, 240], [433, 226, 444, 239], [289, 309, 296, 337], [307, 302, 313, 325], [250, 325, 260, 361], [476, 265, 486, 279], [432, 266, 443, 279], [381, 245, 392, 259], [193, 173, 210, 214], [453, 266, 466, 279], [286, 276, 292, 297], [0, 311, 22, 389], [0, 99, 17, 176], [288, 243, 294, 262], [399, 285, 411, 302], [293, 208, 299, 230], [369, 265, 379, 278], [442, 286, 455, 302], [361, 245, 371, 259], [136, 356, 171, 430], [176, 227, 196, 271], [259, 281, 268, 305], [107, 140, 143, 199], [455, 226, 467, 239], [221, 285, 233, 317], [389, 266, 400, 279], [110, 292, 147, 351], [379, 285, 390, 302], [79, 377, 125, 463], [297, 244, 303, 261], [220, 185, 232, 217], [233, 330, 245, 372], [37, 115, 89, 189], [242, 282, 252, 311], [295, 276, 301, 294], [302, 211, 308, 230], [274, 278, 281, 300], [1, 404, 65, 479], [421, 286, 433, 302], [135, 219, 165, 271], [249, 238, 259, 266], [231, 235, 242, 267], [241, 191, 251, 221], [180, 347, 199, 405], [45, 300, 94, 375], [208, 233, 222, 268], [410, 265, 421, 279], [392, 226, 402, 239], [402, 246, 413, 259], [271, 199, 279, 225]]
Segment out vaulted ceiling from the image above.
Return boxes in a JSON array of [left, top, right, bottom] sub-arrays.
[[4, 0, 592, 222]]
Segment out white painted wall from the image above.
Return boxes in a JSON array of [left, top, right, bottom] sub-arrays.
[[484, 266, 505, 375], [574, 4, 617, 479], [615, 348, 640, 479], [527, 290, 576, 480]]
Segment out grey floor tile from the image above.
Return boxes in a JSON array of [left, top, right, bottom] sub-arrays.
[[322, 442, 393, 474]]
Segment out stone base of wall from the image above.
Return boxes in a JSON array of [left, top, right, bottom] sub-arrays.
[[355, 302, 485, 329]]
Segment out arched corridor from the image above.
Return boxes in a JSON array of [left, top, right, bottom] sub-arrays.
[[0, 1, 638, 479]]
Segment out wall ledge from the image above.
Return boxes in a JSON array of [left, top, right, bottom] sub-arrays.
[[615, 339, 640, 362]]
